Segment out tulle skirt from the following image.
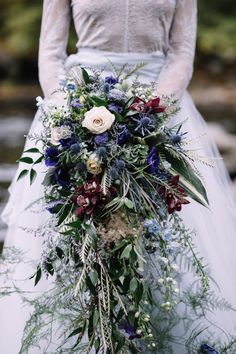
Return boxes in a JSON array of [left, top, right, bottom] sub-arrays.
[[1, 48, 236, 354]]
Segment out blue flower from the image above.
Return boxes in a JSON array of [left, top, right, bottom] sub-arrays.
[[115, 159, 125, 171], [46, 201, 63, 214], [117, 126, 130, 145], [147, 147, 160, 174], [108, 103, 123, 114], [105, 75, 119, 85], [75, 162, 87, 172], [45, 147, 59, 167], [70, 143, 81, 153], [66, 82, 76, 92], [95, 132, 109, 146], [200, 344, 218, 354], [96, 147, 107, 159], [55, 168, 70, 187], [72, 98, 83, 109], [164, 231, 172, 242], [144, 219, 161, 235], [133, 115, 155, 136]]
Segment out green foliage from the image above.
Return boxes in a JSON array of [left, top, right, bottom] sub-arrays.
[[0, 0, 235, 66]]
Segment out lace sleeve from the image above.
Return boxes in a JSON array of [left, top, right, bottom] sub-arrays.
[[38, 0, 71, 103], [155, 0, 197, 99]]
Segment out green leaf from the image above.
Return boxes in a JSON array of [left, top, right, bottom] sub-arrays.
[[89, 95, 107, 107], [114, 111, 125, 123], [124, 197, 134, 209], [94, 337, 100, 353], [55, 246, 64, 259], [57, 203, 73, 226], [120, 244, 132, 259], [135, 282, 144, 304], [44, 261, 54, 276], [24, 148, 40, 153], [17, 156, 34, 164], [29, 266, 42, 286], [129, 278, 138, 293], [81, 67, 91, 84], [33, 155, 44, 165], [67, 327, 83, 339], [89, 269, 99, 287], [17, 169, 29, 181], [93, 308, 99, 328], [161, 147, 209, 207], [30, 168, 37, 185]]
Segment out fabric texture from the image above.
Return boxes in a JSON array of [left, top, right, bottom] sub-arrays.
[[1, 1, 236, 353], [39, 0, 197, 100]]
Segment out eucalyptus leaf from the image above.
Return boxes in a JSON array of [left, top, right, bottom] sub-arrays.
[[120, 244, 132, 259]]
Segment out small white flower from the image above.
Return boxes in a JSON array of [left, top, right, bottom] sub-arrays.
[[171, 264, 179, 272], [136, 329, 142, 335], [51, 126, 72, 145], [174, 288, 180, 294], [82, 106, 115, 134], [157, 278, 164, 285], [134, 311, 140, 318], [36, 96, 44, 107]]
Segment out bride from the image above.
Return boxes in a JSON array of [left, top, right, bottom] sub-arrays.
[[1, 0, 236, 353]]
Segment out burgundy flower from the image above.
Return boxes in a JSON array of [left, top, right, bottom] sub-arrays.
[[129, 96, 165, 114], [72, 178, 116, 218], [158, 176, 190, 214]]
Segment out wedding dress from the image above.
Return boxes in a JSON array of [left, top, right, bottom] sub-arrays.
[[1, 1, 236, 353]]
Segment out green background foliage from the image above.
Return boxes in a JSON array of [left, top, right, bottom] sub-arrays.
[[0, 0, 235, 74]]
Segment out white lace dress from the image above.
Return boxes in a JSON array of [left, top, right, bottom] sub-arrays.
[[1, 1, 236, 353]]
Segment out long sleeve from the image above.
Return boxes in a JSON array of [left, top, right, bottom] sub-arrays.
[[155, 0, 197, 99], [38, 0, 71, 103]]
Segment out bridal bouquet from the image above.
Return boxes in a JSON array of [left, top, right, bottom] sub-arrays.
[[17, 66, 216, 353]]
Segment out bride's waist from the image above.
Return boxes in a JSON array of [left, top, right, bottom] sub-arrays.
[[64, 47, 166, 82]]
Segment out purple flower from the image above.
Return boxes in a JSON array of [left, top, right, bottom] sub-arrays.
[[55, 168, 70, 187], [95, 132, 109, 146], [124, 322, 141, 340], [108, 88, 126, 102], [147, 147, 160, 174], [200, 344, 218, 354], [45, 147, 59, 167], [72, 98, 83, 109], [59, 135, 77, 148], [108, 103, 123, 114], [117, 126, 130, 145], [105, 75, 119, 85]]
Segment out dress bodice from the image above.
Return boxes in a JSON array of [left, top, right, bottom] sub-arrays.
[[39, 0, 197, 101]]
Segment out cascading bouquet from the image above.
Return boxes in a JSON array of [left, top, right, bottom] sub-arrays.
[[16, 66, 223, 354]]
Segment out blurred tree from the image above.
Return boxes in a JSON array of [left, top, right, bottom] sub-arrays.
[[198, 0, 236, 62], [0, 0, 235, 74]]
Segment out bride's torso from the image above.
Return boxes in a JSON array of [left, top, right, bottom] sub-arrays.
[[71, 0, 176, 53]]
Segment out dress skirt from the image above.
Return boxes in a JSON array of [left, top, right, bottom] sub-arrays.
[[1, 48, 236, 354]]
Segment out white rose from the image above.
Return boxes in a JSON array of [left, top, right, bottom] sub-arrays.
[[51, 126, 72, 145], [82, 106, 115, 134]]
